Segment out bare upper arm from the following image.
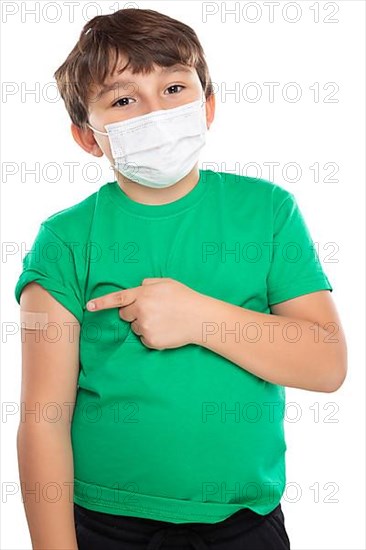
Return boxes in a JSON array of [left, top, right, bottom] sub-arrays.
[[270, 290, 348, 377], [19, 282, 81, 430]]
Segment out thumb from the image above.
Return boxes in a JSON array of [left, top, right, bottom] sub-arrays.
[[141, 277, 165, 285]]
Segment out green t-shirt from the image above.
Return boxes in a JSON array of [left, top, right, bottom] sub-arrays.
[[14, 169, 333, 524]]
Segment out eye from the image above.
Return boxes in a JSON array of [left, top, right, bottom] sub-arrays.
[[111, 85, 186, 108], [112, 97, 135, 108], [166, 84, 185, 95]]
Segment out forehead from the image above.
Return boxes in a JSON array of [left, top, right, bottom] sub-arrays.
[[104, 62, 192, 88]]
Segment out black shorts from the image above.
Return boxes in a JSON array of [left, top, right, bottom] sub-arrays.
[[74, 501, 291, 549]]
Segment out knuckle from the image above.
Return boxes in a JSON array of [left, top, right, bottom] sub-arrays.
[[116, 290, 124, 305]]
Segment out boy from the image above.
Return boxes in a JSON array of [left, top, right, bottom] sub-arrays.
[[15, 8, 347, 550]]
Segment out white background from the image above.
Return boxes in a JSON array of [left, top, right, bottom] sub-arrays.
[[1, 1, 365, 549]]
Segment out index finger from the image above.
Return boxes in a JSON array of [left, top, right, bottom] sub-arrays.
[[86, 287, 139, 312]]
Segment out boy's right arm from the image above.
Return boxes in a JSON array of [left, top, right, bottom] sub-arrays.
[[17, 282, 81, 550]]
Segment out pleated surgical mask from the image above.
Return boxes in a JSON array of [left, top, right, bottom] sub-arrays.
[[87, 98, 207, 188]]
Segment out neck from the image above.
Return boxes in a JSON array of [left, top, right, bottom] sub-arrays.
[[114, 165, 200, 206]]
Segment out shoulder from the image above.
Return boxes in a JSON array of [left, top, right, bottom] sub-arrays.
[[39, 182, 110, 243], [205, 169, 294, 211]]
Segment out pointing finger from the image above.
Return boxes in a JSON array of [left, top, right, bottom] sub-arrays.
[[86, 287, 139, 312]]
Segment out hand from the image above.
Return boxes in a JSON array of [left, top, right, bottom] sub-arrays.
[[86, 277, 203, 350]]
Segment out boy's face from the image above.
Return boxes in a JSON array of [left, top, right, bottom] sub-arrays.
[[72, 54, 215, 166]]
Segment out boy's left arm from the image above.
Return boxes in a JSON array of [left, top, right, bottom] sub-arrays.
[[191, 289, 347, 393], [87, 279, 347, 393]]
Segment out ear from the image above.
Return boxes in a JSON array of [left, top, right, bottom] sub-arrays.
[[205, 92, 215, 131], [70, 122, 104, 157]]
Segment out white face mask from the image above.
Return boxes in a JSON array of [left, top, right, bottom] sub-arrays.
[[87, 98, 208, 189]]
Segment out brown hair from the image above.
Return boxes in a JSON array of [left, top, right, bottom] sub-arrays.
[[53, 8, 213, 129]]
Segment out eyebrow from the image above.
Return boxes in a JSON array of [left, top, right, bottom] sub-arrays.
[[96, 65, 193, 99]]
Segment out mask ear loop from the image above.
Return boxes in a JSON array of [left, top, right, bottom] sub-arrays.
[[87, 122, 108, 136], [86, 123, 117, 172]]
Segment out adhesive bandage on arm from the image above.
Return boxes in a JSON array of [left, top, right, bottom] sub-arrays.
[[20, 310, 49, 330]]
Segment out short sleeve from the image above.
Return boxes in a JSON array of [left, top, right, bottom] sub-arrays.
[[14, 222, 84, 323], [267, 193, 333, 306]]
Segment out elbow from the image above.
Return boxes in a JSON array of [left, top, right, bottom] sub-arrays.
[[324, 366, 347, 392], [323, 344, 348, 393]]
